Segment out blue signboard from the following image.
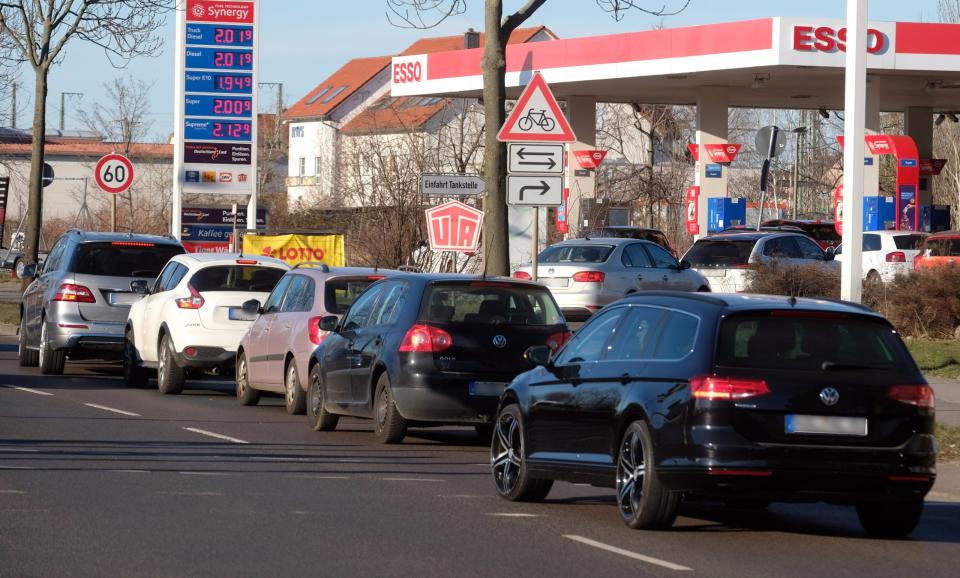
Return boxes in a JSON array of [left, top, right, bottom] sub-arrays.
[[899, 184, 917, 203], [185, 47, 254, 71], [185, 23, 254, 47], [181, 225, 233, 242], [900, 158, 918, 167], [185, 94, 253, 118], [864, 157, 874, 166], [184, 119, 253, 142], [706, 163, 722, 178], [184, 71, 254, 95]]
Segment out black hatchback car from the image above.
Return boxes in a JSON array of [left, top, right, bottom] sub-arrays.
[[307, 274, 571, 444], [491, 292, 936, 537]]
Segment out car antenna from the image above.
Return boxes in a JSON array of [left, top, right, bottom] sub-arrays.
[[788, 296, 797, 306]]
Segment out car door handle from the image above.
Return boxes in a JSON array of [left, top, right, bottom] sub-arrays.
[[662, 275, 669, 281]]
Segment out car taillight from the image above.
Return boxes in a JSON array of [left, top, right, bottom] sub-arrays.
[[399, 324, 452, 353], [886, 251, 906, 263], [175, 284, 205, 309], [572, 271, 605, 283], [53, 284, 96, 303], [368, 276, 385, 280], [691, 376, 770, 400], [111, 241, 155, 247], [236, 259, 258, 265], [546, 330, 573, 352], [887, 385, 935, 409], [308, 316, 327, 346], [513, 271, 532, 280], [914, 255, 922, 270]]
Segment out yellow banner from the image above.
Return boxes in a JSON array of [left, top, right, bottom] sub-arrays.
[[243, 234, 345, 267]]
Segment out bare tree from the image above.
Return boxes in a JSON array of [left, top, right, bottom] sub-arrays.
[[386, 0, 690, 275], [0, 0, 171, 284]]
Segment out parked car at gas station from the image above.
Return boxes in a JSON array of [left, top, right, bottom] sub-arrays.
[[914, 230, 960, 270], [833, 231, 928, 283], [762, 219, 841, 250]]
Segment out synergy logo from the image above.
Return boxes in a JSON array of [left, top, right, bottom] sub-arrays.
[[186, 1, 254, 24]]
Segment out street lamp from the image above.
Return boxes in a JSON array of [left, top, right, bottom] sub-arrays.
[[791, 126, 808, 219]]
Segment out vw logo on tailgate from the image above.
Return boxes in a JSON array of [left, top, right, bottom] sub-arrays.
[[819, 387, 840, 406], [492, 335, 508, 349]]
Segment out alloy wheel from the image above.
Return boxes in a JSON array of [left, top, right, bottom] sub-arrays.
[[286, 364, 296, 405], [159, 344, 168, 385], [310, 370, 323, 416], [38, 322, 47, 367], [237, 357, 248, 396], [616, 430, 646, 519], [491, 412, 523, 494], [376, 386, 389, 430]]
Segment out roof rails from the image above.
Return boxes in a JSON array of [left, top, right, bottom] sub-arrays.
[[397, 265, 423, 273], [293, 261, 330, 273]]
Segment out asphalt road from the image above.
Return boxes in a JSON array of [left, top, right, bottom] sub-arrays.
[[1, 337, 958, 577]]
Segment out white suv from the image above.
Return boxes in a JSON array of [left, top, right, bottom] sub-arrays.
[[833, 230, 928, 283], [123, 253, 289, 393]]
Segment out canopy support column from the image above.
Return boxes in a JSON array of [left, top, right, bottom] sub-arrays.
[[695, 87, 729, 238]]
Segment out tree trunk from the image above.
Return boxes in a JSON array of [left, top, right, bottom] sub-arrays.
[[23, 65, 49, 290], [482, 0, 510, 276]]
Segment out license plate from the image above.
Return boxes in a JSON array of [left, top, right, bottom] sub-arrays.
[[540, 277, 569, 288], [109, 292, 142, 306], [228, 308, 256, 321], [785, 415, 868, 436], [469, 381, 507, 397]]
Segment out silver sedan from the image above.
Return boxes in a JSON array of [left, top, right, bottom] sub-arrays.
[[513, 238, 710, 321]]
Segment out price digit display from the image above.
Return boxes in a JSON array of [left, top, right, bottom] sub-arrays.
[[185, 23, 254, 47], [185, 47, 254, 71], [213, 122, 252, 139]]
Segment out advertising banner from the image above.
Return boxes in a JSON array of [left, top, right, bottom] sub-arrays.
[[243, 234, 345, 267], [0, 177, 9, 242]]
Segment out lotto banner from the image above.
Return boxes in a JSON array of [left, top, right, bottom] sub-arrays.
[[243, 234, 345, 267]]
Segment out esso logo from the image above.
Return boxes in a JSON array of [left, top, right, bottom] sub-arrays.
[[726, 145, 737, 154], [393, 61, 422, 84], [793, 26, 887, 55]]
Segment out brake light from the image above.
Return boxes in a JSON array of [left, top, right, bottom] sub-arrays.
[[572, 271, 605, 283], [547, 330, 573, 352], [175, 284, 205, 309], [513, 271, 532, 280], [691, 376, 770, 400], [308, 316, 327, 346], [885, 251, 906, 263], [770, 310, 849, 319], [368, 276, 385, 281], [236, 260, 258, 265], [399, 324, 452, 353], [887, 385, 935, 409], [111, 241, 155, 247], [53, 284, 96, 303]]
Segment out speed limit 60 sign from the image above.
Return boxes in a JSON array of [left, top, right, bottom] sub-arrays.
[[95, 154, 135, 195]]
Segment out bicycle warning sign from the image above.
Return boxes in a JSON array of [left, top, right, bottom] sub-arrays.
[[497, 72, 576, 143]]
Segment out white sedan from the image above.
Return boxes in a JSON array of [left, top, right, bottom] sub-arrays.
[[833, 231, 928, 283]]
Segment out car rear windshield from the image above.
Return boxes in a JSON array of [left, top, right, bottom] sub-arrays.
[[803, 224, 841, 243], [923, 237, 960, 256], [190, 266, 285, 293], [324, 278, 376, 315], [72, 242, 184, 278], [893, 234, 926, 250], [538, 244, 614, 264], [423, 283, 563, 326], [683, 239, 756, 267], [716, 313, 906, 371]]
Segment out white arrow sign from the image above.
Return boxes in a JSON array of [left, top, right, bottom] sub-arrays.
[[507, 175, 564, 207], [508, 143, 564, 174]]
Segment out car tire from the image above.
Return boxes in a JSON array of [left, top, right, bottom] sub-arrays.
[[235, 351, 259, 406], [866, 270, 882, 287], [157, 334, 185, 395], [491, 404, 553, 502], [123, 330, 149, 388], [284, 359, 306, 415], [856, 499, 924, 538], [38, 318, 66, 376], [697, 286, 711, 292], [307, 363, 339, 432], [18, 314, 38, 367], [616, 420, 680, 530], [373, 373, 406, 444]]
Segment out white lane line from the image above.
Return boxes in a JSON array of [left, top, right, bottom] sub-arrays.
[[3, 385, 53, 397], [183, 427, 250, 445], [111, 469, 150, 474], [84, 403, 141, 417], [380, 477, 445, 483], [158, 491, 223, 497], [487, 512, 539, 518], [286, 475, 352, 480], [563, 535, 692, 572], [0, 490, 26, 494], [179, 471, 235, 477]]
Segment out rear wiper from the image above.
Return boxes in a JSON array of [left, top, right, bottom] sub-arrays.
[[821, 361, 883, 371]]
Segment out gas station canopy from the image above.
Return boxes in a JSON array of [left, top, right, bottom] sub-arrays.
[[391, 17, 960, 112]]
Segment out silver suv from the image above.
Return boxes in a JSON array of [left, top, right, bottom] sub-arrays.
[[19, 230, 185, 374]]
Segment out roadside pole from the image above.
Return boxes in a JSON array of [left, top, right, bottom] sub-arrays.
[[531, 207, 539, 282], [841, 0, 868, 303]]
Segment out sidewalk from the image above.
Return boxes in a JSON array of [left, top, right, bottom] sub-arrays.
[[928, 376, 960, 427]]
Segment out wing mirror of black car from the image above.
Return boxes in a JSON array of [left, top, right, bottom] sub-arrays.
[[21, 263, 37, 279], [319, 315, 340, 333], [130, 279, 150, 295], [525, 345, 553, 368], [678, 260, 692, 270], [823, 249, 836, 261], [242, 299, 263, 316]]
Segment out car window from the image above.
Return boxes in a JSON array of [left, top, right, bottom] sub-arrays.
[[190, 265, 285, 293], [763, 237, 802, 259], [262, 276, 292, 314], [152, 261, 179, 293], [683, 239, 756, 267], [341, 285, 385, 332], [607, 306, 666, 361], [893, 234, 926, 250], [645, 243, 679, 269], [539, 244, 614, 264], [423, 283, 563, 326], [652, 312, 700, 360], [554, 307, 627, 365], [794, 236, 826, 260], [42, 239, 67, 274], [862, 234, 881, 252], [621, 244, 652, 268], [324, 278, 378, 315], [72, 242, 184, 278], [925, 238, 960, 257], [370, 282, 407, 326], [167, 264, 188, 290], [281, 275, 309, 313]]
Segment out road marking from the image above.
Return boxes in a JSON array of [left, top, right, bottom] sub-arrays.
[[0, 490, 26, 494], [381, 477, 445, 483], [84, 403, 141, 417], [3, 385, 52, 396], [286, 475, 352, 480], [183, 427, 250, 445], [487, 513, 539, 518], [563, 535, 692, 572], [179, 471, 235, 477], [158, 491, 223, 497], [111, 469, 150, 474]]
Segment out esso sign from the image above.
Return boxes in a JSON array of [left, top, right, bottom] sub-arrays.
[[793, 26, 887, 54], [393, 60, 423, 84]]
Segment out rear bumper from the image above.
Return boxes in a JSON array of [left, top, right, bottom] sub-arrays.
[[47, 316, 125, 357], [391, 370, 508, 424], [173, 346, 235, 370], [551, 290, 619, 321]]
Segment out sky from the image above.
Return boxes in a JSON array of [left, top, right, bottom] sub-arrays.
[[11, 0, 948, 141]]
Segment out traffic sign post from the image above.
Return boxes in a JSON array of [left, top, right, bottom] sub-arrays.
[[497, 72, 576, 143], [95, 154, 135, 232], [425, 201, 484, 253], [508, 144, 564, 174], [507, 176, 563, 206], [420, 174, 485, 197]]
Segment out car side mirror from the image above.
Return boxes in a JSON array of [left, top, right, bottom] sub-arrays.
[[319, 315, 339, 333], [824, 251, 835, 262], [525, 345, 552, 368], [130, 279, 150, 295], [242, 299, 263, 316], [678, 260, 692, 270], [21, 263, 37, 279]]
